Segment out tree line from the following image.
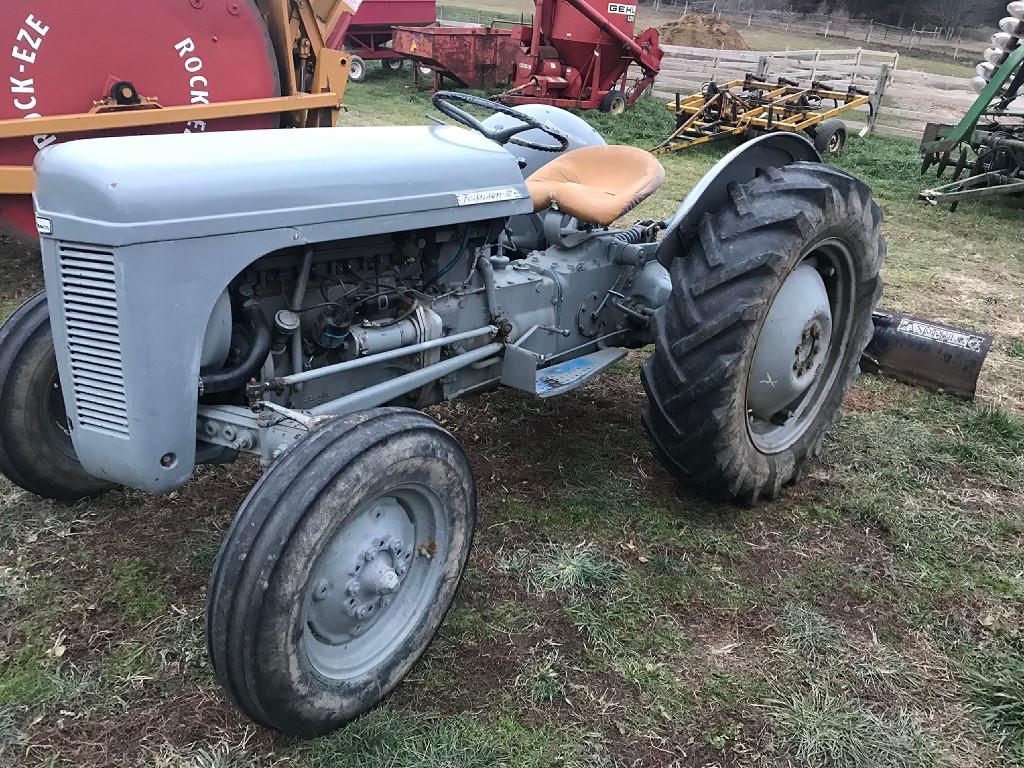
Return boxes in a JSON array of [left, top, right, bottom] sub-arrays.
[[781, 0, 1006, 29]]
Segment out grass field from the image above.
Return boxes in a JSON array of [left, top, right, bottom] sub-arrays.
[[1, 67, 1023, 768]]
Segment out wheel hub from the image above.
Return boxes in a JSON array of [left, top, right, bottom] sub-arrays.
[[747, 263, 833, 422], [341, 537, 410, 618], [793, 322, 825, 378], [306, 501, 414, 644]]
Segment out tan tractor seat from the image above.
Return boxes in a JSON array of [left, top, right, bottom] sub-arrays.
[[525, 145, 666, 227]]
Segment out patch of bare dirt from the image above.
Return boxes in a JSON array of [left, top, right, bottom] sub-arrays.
[[17, 690, 258, 767], [659, 13, 749, 50], [843, 387, 889, 413]]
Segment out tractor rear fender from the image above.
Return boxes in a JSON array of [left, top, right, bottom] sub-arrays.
[[657, 133, 822, 269]]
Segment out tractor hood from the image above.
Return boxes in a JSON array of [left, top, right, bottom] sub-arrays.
[[33, 125, 534, 246]]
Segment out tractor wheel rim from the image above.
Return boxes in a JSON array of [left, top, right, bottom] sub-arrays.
[[829, 133, 843, 153], [302, 483, 447, 680], [745, 239, 856, 454], [351, 60, 364, 79], [612, 98, 625, 115]]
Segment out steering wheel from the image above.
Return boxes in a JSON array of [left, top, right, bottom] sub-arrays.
[[432, 91, 570, 153]]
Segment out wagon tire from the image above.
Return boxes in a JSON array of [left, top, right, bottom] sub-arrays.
[[813, 118, 848, 155], [348, 55, 367, 82], [600, 90, 628, 115], [642, 162, 884, 504], [206, 407, 476, 736], [383, 58, 404, 71], [0, 292, 116, 501]]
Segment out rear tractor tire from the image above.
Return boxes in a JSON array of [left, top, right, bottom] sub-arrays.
[[642, 162, 884, 504], [0, 292, 116, 501], [207, 408, 476, 736]]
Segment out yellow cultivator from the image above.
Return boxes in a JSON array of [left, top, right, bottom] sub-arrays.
[[654, 75, 877, 156]]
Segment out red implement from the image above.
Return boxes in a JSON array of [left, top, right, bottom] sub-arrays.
[[0, 0, 280, 244], [392, 25, 515, 89], [503, 0, 663, 112], [327, 0, 436, 62]]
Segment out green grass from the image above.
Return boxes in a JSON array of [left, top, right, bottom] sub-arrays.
[[437, 3, 531, 27], [516, 651, 566, 704], [765, 686, 946, 768], [966, 648, 1024, 760], [108, 556, 171, 624], [531, 543, 625, 594], [774, 603, 844, 662], [301, 708, 580, 768]]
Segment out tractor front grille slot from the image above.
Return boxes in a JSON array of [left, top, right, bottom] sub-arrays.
[[57, 244, 130, 438]]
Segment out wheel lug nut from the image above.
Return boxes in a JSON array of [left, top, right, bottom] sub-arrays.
[[312, 579, 331, 602]]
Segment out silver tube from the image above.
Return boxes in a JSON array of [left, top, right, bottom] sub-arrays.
[[291, 245, 315, 391], [276, 325, 498, 386], [261, 399, 317, 429], [310, 342, 504, 417], [476, 256, 499, 320]]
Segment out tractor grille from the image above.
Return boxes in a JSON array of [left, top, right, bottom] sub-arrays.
[[57, 244, 130, 438]]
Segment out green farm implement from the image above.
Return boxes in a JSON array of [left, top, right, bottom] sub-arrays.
[[920, 8, 1024, 209]]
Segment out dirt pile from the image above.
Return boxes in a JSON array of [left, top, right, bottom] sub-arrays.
[[659, 13, 749, 50]]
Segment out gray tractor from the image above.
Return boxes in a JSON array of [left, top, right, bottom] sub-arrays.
[[0, 92, 883, 736]]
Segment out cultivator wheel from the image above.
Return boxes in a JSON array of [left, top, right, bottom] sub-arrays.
[[0, 293, 116, 500], [207, 408, 475, 736], [812, 118, 848, 156], [642, 163, 885, 504]]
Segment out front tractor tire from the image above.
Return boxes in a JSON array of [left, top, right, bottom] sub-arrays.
[[642, 163, 884, 504], [207, 408, 476, 737], [0, 292, 116, 501]]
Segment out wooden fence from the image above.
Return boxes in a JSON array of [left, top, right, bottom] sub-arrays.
[[650, 45, 978, 140]]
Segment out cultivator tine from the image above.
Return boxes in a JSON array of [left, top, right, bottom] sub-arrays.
[[952, 149, 971, 181], [921, 152, 936, 176], [862, 310, 993, 401], [935, 151, 953, 178]]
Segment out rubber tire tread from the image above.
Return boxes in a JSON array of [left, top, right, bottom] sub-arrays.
[[641, 162, 884, 504], [814, 119, 848, 155], [206, 407, 475, 736], [0, 291, 115, 500]]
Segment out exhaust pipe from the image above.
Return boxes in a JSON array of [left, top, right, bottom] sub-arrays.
[[861, 310, 993, 401]]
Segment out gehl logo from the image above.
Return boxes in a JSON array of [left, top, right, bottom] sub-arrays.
[[608, 3, 637, 20]]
